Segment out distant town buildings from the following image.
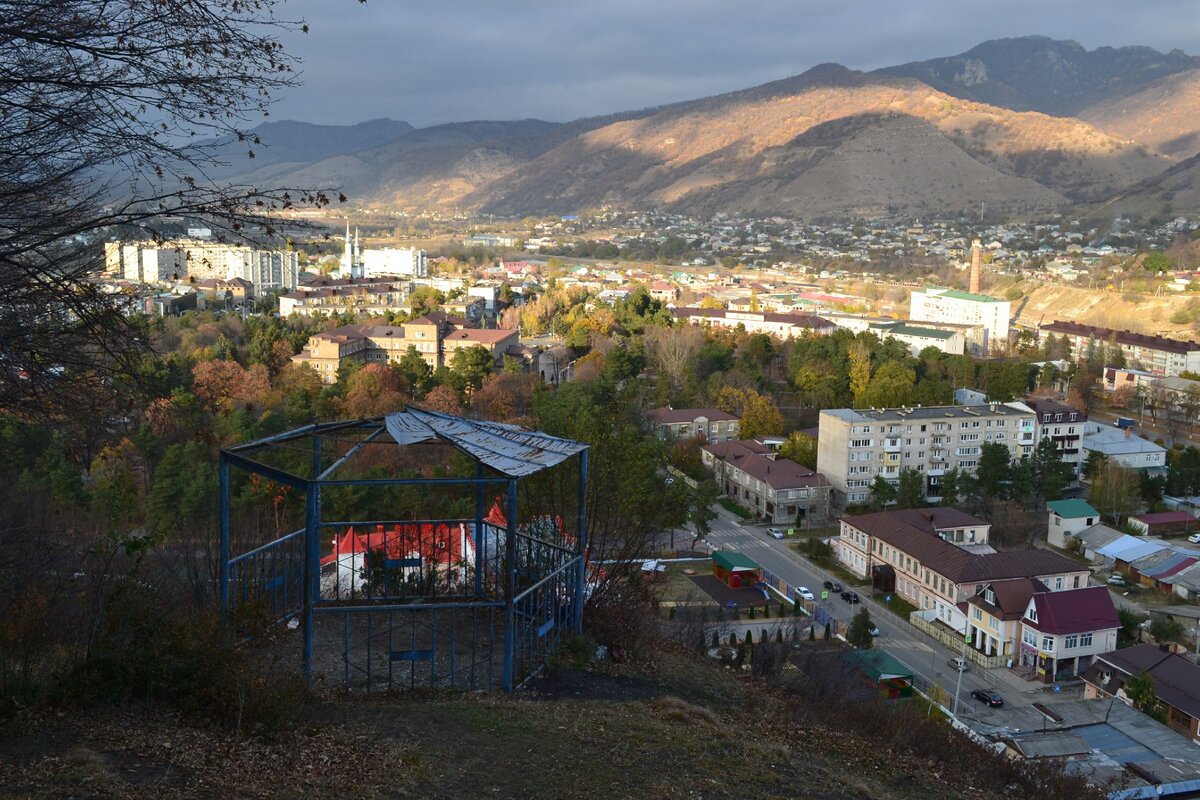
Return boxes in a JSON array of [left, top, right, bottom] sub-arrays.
[[291, 313, 519, 382], [646, 408, 741, 443], [362, 247, 429, 278], [909, 287, 1010, 353], [105, 239, 298, 293], [1041, 320, 1200, 377], [817, 404, 1037, 506], [672, 307, 835, 338]]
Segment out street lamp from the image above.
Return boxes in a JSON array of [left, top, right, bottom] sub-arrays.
[[951, 631, 970, 717]]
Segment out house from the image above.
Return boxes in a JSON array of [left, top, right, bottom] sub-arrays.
[[1017, 586, 1119, 682], [1127, 511, 1197, 537], [837, 509, 1090, 634], [1083, 644, 1200, 743], [1080, 422, 1166, 476], [646, 407, 740, 443], [712, 551, 762, 589], [964, 578, 1048, 663], [1046, 499, 1100, 549], [702, 440, 832, 523], [673, 307, 836, 339]]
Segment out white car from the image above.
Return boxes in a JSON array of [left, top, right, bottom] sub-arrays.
[[1188, 533, 1200, 544], [767, 527, 784, 539], [796, 587, 815, 601]]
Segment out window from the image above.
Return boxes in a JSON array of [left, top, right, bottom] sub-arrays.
[[1073, 575, 1081, 588], [1054, 576, 1063, 590], [1027, 607, 1038, 622], [984, 589, 995, 605], [1064, 635, 1078, 649], [850, 439, 872, 448], [1041, 636, 1054, 652], [1080, 633, 1092, 648], [1023, 630, 1038, 647], [972, 607, 982, 620]]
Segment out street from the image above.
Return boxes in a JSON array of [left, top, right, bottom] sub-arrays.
[[699, 505, 1076, 717]]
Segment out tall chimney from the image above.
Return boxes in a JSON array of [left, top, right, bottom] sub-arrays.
[[969, 239, 982, 294]]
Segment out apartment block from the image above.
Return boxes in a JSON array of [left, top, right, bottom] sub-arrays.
[[292, 313, 519, 383], [672, 307, 836, 339], [1041, 320, 1200, 377], [1009, 398, 1087, 478], [817, 404, 1036, 507], [909, 287, 1010, 353]]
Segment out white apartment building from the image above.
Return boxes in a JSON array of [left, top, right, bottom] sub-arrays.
[[120, 243, 187, 283], [362, 248, 429, 278], [909, 287, 1010, 353], [1007, 398, 1087, 479], [817, 404, 1036, 506], [227, 249, 299, 294], [110, 239, 298, 292]]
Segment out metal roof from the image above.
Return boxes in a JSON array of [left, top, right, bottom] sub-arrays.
[[1096, 536, 1165, 563], [1047, 499, 1099, 519], [384, 407, 586, 478]]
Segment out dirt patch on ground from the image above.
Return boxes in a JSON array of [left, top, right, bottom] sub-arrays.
[[1016, 283, 1200, 338], [689, 574, 771, 607]]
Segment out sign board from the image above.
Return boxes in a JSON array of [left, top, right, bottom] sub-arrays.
[[787, 528, 794, 536], [821, 591, 829, 599], [965, 634, 971, 642], [886, 595, 892, 603]]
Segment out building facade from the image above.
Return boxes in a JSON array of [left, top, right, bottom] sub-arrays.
[[646, 408, 740, 443], [292, 314, 519, 383], [362, 247, 429, 278], [1041, 320, 1200, 377], [817, 404, 1036, 507], [701, 440, 831, 523], [1017, 586, 1119, 682], [836, 508, 1089, 634], [1081, 421, 1167, 476], [672, 307, 836, 339], [909, 287, 1010, 353]]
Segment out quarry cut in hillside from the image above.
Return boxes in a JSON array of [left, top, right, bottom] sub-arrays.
[[1013, 283, 1200, 339]]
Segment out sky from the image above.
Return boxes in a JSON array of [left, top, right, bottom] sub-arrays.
[[271, 0, 1200, 128]]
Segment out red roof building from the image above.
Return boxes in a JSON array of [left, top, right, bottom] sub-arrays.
[[1018, 586, 1119, 683]]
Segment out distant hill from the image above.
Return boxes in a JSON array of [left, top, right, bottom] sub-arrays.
[[1091, 151, 1200, 218], [877, 36, 1200, 117], [464, 64, 1162, 218], [1078, 69, 1200, 159], [203, 37, 1200, 219]]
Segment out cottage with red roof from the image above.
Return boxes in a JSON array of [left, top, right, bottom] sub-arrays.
[[702, 439, 831, 523], [1018, 586, 1119, 683], [322, 522, 476, 596]]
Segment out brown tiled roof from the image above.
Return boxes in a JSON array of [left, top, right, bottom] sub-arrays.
[[1087, 644, 1200, 720], [1041, 320, 1200, 354], [1027, 586, 1118, 635], [445, 328, 516, 344], [842, 509, 1083, 584], [705, 441, 828, 490], [968, 578, 1048, 620], [648, 407, 740, 425]]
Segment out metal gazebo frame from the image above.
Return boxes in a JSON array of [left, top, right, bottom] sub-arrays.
[[218, 408, 589, 692]]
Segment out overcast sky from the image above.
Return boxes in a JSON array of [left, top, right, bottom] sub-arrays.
[[272, 0, 1200, 128]]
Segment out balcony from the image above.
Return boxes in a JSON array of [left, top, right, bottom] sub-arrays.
[[884, 438, 902, 453]]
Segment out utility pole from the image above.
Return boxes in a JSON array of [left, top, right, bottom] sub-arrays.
[[952, 633, 969, 717]]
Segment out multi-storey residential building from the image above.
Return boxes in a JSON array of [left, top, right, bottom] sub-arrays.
[[646, 408, 740, 443], [1041, 320, 1200, 377], [1010, 398, 1087, 478], [909, 287, 1010, 353], [837, 509, 1089, 633], [817, 404, 1036, 507], [362, 247, 428, 278], [229, 249, 299, 294], [672, 307, 836, 339], [120, 243, 186, 283], [111, 239, 298, 292], [291, 313, 519, 383], [701, 440, 831, 523], [1017, 586, 1119, 682], [279, 281, 413, 317]]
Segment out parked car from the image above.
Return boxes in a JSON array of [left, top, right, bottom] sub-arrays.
[[795, 586, 815, 601], [841, 591, 860, 604], [1107, 575, 1127, 586], [1188, 533, 1200, 544], [767, 527, 784, 539], [948, 657, 970, 672], [822, 580, 843, 593], [869, 625, 881, 637], [971, 689, 1003, 707]]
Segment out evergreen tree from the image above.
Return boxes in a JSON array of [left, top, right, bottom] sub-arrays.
[[846, 608, 875, 650]]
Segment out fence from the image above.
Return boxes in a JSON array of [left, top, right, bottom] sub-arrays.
[[908, 612, 1007, 669]]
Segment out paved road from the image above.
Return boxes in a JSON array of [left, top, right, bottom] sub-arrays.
[[701, 506, 1065, 716]]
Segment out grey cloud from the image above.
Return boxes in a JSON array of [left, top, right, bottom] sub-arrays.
[[270, 0, 1200, 127]]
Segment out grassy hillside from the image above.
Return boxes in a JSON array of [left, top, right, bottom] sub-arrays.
[[1015, 282, 1200, 337], [0, 646, 1099, 800]]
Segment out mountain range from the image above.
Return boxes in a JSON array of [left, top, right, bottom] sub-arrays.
[[212, 37, 1200, 220]]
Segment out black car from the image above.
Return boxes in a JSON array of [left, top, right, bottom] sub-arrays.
[[841, 591, 860, 604], [823, 580, 844, 593], [971, 689, 1003, 707]]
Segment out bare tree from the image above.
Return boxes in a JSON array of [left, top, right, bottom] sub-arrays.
[[0, 0, 343, 418], [643, 324, 705, 398]]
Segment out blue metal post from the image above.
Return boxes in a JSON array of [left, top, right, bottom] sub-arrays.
[[574, 449, 589, 633], [303, 437, 322, 684], [501, 478, 518, 692], [474, 462, 484, 598], [219, 454, 231, 632]]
